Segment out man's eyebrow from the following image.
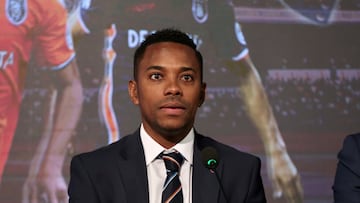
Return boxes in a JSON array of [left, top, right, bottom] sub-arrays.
[[145, 66, 196, 72], [145, 65, 163, 72], [180, 66, 196, 72]]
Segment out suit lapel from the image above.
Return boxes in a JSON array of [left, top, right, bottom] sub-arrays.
[[115, 130, 149, 203], [112, 131, 224, 202], [192, 134, 221, 203]]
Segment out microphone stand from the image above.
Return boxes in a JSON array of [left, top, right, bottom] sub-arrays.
[[211, 168, 229, 203]]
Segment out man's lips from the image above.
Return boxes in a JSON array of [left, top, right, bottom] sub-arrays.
[[160, 102, 186, 115]]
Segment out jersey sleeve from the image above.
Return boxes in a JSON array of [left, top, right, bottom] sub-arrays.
[[207, 0, 249, 61], [34, 0, 75, 70]]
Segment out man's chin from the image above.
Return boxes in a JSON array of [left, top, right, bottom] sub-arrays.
[[159, 122, 191, 135]]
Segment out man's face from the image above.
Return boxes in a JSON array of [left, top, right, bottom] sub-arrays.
[[128, 42, 206, 147]]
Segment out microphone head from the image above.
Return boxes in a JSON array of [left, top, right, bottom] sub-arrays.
[[201, 146, 219, 170]]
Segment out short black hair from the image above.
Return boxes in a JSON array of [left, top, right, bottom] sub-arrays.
[[133, 28, 203, 81]]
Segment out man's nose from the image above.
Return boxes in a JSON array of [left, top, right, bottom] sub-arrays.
[[164, 78, 182, 96]]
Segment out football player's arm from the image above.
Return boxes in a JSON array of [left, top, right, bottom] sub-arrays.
[[39, 59, 83, 202], [224, 2, 303, 199], [228, 55, 303, 203], [22, 59, 83, 203]]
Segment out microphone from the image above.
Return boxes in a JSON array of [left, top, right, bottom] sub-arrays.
[[201, 146, 219, 170], [201, 146, 229, 203]]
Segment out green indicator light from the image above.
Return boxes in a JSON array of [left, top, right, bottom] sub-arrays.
[[207, 159, 217, 166]]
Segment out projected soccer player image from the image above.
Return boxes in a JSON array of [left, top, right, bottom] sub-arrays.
[[18, 0, 90, 203], [0, 0, 86, 202], [6, 0, 356, 202]]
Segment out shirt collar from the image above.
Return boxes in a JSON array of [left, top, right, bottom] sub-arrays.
[[140, 124, 194, 166]]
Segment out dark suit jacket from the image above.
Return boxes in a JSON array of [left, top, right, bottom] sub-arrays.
[[68, 129, 266, 203], [333, 133, 360, 203]]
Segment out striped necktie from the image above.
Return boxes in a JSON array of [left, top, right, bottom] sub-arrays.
[[160, 152, 184, 203]]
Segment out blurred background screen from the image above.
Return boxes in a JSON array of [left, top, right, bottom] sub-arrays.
[[1, 0, 359, 202]]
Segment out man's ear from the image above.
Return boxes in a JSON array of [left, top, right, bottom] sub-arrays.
[[128, 80, 139, 105], [199, 82, 206, 107]]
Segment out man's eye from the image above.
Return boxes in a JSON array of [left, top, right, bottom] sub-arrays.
[[182, 75, 193, 81], [150, 73, 162, 80]]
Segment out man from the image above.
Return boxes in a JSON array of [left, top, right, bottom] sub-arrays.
[[68, 28, 266, 203], [0, 0, 83, 202], [333, 132, 360, 203], [76, 0, 302, 201]]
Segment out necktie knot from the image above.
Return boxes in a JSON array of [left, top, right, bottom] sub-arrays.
[[161, 152, 184, 172]]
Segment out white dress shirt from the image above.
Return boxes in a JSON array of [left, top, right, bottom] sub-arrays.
[[140, 124, 194, 203]]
